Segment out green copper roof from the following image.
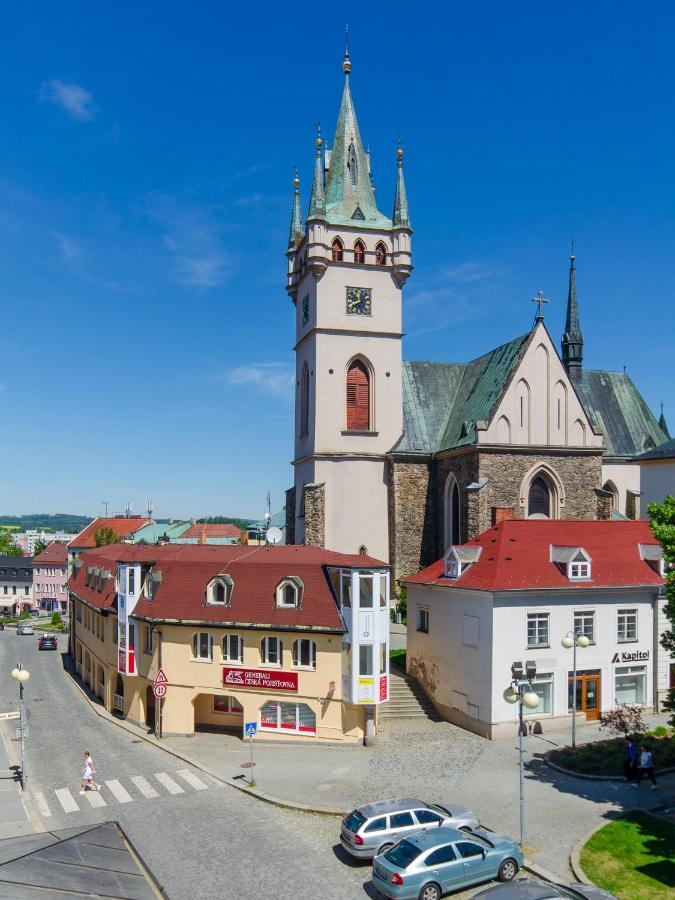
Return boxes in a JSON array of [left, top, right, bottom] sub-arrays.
[[576, 370, 669, 458], [323, 75, 392, 229], [132, 521, 190, 544], [393, 147, 410, 229], [634, 436, 675, 461], [562, 255, 583, 372], [307, 142, 326, 221], [288, 174, 303, 249]]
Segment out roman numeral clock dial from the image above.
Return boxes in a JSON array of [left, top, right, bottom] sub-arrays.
[[346, 286, 372, 316]]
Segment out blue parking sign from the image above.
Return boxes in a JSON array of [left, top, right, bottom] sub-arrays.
[[245, 721, 257, 738]]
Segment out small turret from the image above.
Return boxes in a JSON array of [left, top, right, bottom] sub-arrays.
[[391, 140, 413, 287], [562, 252, 583, 380], [286, 168, 304, 299], [306, 126, 329, 280], [659, 402, 670, 438]]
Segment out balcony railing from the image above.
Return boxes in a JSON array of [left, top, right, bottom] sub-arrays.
[[112, 694, 124, 713]]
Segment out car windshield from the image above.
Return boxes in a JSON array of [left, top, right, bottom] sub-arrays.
[[384, 840, 423, 869], [463, 832, 492, 848], [343, 811, 367, 833]]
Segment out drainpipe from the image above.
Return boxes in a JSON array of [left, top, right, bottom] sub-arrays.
[[652, 591, 661, 713], [155, 628, 163, 739]]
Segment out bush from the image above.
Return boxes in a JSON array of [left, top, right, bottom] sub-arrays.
[[18, 610, 31, 620], [598, 703, 646, 738], [51, 611, 62, 625], [649, 725, 669, 738]]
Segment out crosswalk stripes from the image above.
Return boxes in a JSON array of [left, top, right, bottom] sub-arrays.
[[85, 788, 107, 808], [55, 788, 79, 813], [131, 775, 159, 799], [34, 792, 52, 818], [105, 779, 133, 804], [176, 769, 208, 791], [154, 772, 184, 795]]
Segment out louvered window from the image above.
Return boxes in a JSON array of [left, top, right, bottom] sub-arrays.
[[346, 360, 370, 431]]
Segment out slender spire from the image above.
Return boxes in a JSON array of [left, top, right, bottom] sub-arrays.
[[562, 250, 583, 380], [287, 166, 303, 250], [659, 402, 670, 438], [393, 138, 410, 229], [307, 125, 326, 221]]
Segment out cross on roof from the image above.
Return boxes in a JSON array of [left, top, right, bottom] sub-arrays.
[[532, 290, 549, 323]]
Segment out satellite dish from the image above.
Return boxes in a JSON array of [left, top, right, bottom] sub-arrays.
[[266, 527, 282, 545]]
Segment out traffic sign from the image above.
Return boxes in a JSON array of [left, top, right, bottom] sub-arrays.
[[153, 683, 167, 699], [154, 668, 168, 685], [0, 711, 19, 721], [245, 721, 257, 738]]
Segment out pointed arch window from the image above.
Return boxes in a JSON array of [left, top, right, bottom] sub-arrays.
[[353, 240, 365, 265], [332, 238, 344, 262], [375, 242, 387, 266], [300, 363, 310, 437], [528, 476, 551, 518], [346, 359, 370, 431], [444, 474, 461, 549], [347, 143, 358, 186]]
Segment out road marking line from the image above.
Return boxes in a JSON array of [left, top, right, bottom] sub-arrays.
[[131, 775, 159, 799], [85, 789, 107, 808], [105, 779, 133, 804], [154, 772, 184, 795], [35, 792, 52, 817], [176, 769, 208, 791], [55, 788, 79, 813]]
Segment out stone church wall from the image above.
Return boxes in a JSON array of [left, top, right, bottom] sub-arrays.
[[303, 483, 325, 547], [434, 452, 481, 551], [388, 458, 437, 583]]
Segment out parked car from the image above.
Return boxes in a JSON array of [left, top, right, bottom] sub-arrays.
[[17, 622, 34, 636], [38, 634, 58, 651], [371, 826, 523, 900], [340, 798, 480, 859], [0, 622, 5, 631], [472, 877, 617, 899], [29, 609, 41, 617]]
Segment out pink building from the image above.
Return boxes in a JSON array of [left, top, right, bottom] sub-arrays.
[[33, 542, 69, 614]]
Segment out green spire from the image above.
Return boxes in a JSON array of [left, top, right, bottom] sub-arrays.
[[307, 126, 326, 221], [562, 252, 583, 379], [323, 54, 390, 228], [659, 403, 670, 438], [393, 139, 410, 229], [288, 166, 303, 250]]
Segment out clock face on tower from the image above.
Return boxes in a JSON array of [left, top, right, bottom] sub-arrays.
[[346, 286, 372, 316]]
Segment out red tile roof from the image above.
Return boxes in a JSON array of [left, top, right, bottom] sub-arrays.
[[405, 520, 664, 592], [32, 542, 68, 566], [182, 523, 242, 539], [68, 543, 387, 630], [69, 517, 151, 549]]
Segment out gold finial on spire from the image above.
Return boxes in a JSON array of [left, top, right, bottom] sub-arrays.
[[343, 24, 351, 74], [397, 137, 404, 164], [293, 164, 300, 191], [315, 122, 323, 154]]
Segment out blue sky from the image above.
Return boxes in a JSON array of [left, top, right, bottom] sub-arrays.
[[1, 2, 673, 520]]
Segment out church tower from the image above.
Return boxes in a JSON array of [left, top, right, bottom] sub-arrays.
[[561, 252, 583, 380], [285, 49, 412, 560]]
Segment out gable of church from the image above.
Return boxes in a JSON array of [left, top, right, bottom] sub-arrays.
[[483, 323, 603, 449]]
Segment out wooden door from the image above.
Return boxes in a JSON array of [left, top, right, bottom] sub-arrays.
[[568, 670, 601, 721]]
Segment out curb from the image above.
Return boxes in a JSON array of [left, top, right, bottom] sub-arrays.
[[569, 817, 617, 884], [543, 750, 675, 781]]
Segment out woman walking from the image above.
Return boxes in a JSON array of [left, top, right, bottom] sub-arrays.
[[79, 749, 100, 794], [636, 745, 657, 789]]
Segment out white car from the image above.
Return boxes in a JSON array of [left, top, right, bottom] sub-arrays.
[[17, 622, 34, 635]]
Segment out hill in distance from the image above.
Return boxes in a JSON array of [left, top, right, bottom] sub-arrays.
[[0, 513, 255, 533]]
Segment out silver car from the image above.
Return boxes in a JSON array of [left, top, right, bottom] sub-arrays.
[[17, 622, 34, 635], [473, 877, 617, 899], [340, 797, 480, 860]]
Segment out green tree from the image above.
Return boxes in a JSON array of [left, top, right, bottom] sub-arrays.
[[93, 526, 120, 547], [0, 531, 23, 557], [32, 536, 50, 557], [649, 494, 675, 727]]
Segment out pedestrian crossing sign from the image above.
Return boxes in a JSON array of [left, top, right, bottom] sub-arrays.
[[245, 722, 257, 738]]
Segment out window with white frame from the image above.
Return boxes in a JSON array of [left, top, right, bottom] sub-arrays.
[[359, 644, 373, 676], [523, 673, 553, 715], [128, 567, 135, 595], [417, 607, 429, 633], [261, 636, 283, 665], [614, 665, 646, 705], [292, 638, 316, 669], [574, 610, 595, 644], [192, 632, 213, 661], [569, 552, 591, 579], [617, 608, 637, 642], [260, 701, 316, 734], [207, 575, 233, 606], [527, 612, 550, 648], [223, 634, 243, 663], [213, 695, 243, 715], [276, 577, 303, 608]]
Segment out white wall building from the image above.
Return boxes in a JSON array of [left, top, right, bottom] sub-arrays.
[[636, 437, 675, 514], [405, 520, 666, 738]]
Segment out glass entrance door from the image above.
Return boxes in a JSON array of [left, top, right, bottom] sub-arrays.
[[568, 670, 601, 721]]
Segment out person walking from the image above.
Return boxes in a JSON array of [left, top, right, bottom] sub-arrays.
[[624, 738, 638, 783], [636, 745, 657, 789], [79, 749, 100, 794]]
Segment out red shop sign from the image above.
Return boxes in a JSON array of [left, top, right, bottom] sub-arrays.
[[223, 667, 298, 692], [379, 674, 388, 702]]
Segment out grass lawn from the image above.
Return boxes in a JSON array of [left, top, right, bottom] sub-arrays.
[[389, 649, 406, 671], [580, 811, 675, 899]]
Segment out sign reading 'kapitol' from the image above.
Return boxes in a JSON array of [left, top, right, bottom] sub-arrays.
[[222, 667, 298, 692], [611, 650, 649, 664]]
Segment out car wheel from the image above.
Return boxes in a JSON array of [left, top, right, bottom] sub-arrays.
[[498, 858, 519, 882], [377, 843, 394, 856], [418, 883, 441, 900]]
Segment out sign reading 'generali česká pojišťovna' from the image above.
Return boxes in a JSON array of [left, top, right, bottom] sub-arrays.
[[222, 667, 298, 692]]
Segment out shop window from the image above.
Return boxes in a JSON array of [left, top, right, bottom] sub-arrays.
[[617, 608, 637, 642], [523, 673, 553, 715], [192, 632, 213, 661], [527, 612, 549, 648], [213, 695, 243, 715], [223, 634, 243, 663], [292, 638, 316, 669], [416, 608, 429, 633], [261, 636, 283, 665], [260, 701, 316, 734], [614, 665, 646, 705], [207, 575, 233, 606]]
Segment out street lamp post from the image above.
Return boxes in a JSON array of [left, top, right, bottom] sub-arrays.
[[561, 630, 590, 748], [11, 664, 30, 789], [503, 660, 539, 849]]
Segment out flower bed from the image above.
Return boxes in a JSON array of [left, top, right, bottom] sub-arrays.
[[550, 732, 675, 776]]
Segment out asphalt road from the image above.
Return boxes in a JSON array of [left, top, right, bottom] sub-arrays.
[[0, 631, 500, 899]]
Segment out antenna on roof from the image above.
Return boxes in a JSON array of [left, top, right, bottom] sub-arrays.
[[124, 499, 132, 518], [101, 500, 110, 517], [266, 526, 282, 546], [147, 499, 154, 520]]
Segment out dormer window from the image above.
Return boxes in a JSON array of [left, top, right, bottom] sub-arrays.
[[638, 543, 666, 577], [276, 576, 303, 608], [207, 574, 233, 606], [443, 545, 482, 579], [551, 546, 592, 580]]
